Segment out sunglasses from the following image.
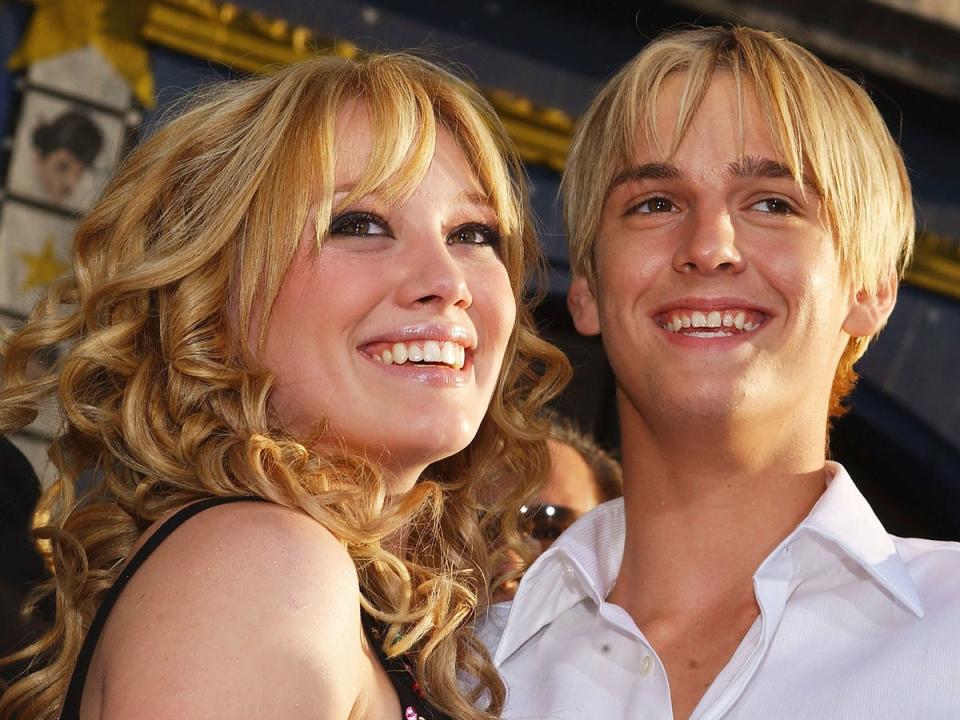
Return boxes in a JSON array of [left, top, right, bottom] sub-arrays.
[[519, 503, 578, 541]]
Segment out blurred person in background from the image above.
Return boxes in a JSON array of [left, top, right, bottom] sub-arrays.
[[521, 417, 623, 551], [495, 417, 622, 600]]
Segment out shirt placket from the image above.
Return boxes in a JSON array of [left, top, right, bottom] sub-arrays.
[[597, 599, 674, 719], [695, 541, 797, 720]]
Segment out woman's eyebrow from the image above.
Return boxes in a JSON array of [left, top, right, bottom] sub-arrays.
[[330, 189, 493, 207], [456, 190, 493, 207]]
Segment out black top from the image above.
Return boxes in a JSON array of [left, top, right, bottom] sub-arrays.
[[0, 435, 45, 585], [60, 496, 451, 720]]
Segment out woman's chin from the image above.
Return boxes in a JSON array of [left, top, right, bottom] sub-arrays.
[[381, 427, 480, 479], [287, 408, 484, 482]]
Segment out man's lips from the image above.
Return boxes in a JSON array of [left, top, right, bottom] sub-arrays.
[[652, 300, 772, 337], [656, 308, 768, 334]]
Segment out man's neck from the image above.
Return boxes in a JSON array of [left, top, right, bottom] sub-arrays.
[[607, 392, 829, 622], [604, 392, 834, 719]]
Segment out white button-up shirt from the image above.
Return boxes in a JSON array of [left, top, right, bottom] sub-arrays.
[[480, 463, 960, 719]]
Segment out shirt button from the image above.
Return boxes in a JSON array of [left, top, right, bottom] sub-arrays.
[[639, 655, 654, 676]]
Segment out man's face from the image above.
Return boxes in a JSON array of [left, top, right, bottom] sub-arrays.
[[569, 72, 888, 430]]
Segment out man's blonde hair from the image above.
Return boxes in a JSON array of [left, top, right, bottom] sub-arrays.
[[562, 26, 915, 416]]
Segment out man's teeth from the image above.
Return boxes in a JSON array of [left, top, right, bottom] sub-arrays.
[[373, 341, 466, 369], [661, 309, 763, 334]]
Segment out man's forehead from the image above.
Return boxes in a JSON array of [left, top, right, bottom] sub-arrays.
[[622, 70, 761, 154]]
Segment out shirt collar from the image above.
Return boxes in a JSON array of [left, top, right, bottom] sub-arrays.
[[494, 497, 625, 665], [780, 461, 924, 618], [494, 462, 924, 666]]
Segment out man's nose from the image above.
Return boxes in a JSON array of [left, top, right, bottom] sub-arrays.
[[671, 204, 745, 275]]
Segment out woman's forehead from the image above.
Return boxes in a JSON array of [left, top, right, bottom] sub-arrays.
[[330, 102, 493, 208], [331, 101, 377, 185]]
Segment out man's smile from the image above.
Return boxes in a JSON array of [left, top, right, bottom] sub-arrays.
[[655, 307, 768, 336]]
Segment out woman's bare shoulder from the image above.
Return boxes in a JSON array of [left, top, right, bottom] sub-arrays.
[[119, 500, 362, 617], [95, 500, 370, 719]]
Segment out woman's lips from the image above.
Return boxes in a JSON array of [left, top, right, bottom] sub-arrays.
[[364, 339, 467, 370]]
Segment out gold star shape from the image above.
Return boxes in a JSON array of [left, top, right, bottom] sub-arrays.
[[18, 237, 70, 291], [8, 0, 155, 107]]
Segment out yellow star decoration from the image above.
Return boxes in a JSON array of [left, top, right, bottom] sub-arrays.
[[18, 237, 70, 292], [8, 0, 155, 108]]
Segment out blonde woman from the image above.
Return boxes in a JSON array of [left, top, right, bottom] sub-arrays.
[[0, 53, 567, 720]]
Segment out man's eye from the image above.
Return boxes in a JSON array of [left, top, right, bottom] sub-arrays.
[[447, 223, 500, 246], [751, 198, 794, 215], [631, 197, 677, 214], [329, 212, 389, 237]]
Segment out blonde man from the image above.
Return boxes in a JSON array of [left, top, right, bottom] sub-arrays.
[[481, 26, 960, 719]]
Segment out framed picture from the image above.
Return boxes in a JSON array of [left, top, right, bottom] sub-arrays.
[[0, 281, 60, 488], [27, 45, 132, 111], [5, 90, 126, 214], [0, 199, 76, 316]]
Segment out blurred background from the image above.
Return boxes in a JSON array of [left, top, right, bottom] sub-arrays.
[[1, 0, 958, 539]]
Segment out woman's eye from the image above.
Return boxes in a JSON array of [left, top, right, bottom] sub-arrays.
[[631, 196, 677, 214], [447, 223, 500, 246], [329, 212, 389, 237], [751, 198, 794, 215]]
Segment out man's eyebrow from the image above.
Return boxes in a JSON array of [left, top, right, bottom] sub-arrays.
[[726, 155, 818, 192], [608, 162, 683, 194]]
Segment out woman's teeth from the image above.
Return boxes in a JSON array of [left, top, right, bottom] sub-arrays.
[[373, 340, 466, 369], [659, 309, 765, 335]]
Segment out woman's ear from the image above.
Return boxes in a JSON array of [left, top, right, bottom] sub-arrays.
[[842, 275, 898, 338], [567, 275, 601, 336]]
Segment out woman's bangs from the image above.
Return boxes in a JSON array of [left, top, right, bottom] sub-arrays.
[[333, 98, 436, 215]]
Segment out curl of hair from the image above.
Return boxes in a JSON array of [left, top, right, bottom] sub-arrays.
[[0, 53, 570, 720]]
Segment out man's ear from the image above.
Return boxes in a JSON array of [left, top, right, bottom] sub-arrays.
[[567, 274, 601, 336], [842, 275, 898, 338]]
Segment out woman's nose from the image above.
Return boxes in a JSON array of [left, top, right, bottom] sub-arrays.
[[397, 237, 473, 309]]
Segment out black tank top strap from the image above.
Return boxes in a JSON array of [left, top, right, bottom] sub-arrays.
[[360, 611, 453, 720], [60, 495, 257, 719], [60, 495, 453, 720]]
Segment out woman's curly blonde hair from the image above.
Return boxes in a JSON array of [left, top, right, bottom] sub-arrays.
[[0, 53, 570, 720]]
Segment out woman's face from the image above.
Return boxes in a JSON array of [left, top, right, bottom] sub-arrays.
[[258, 105, 516, 485]]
